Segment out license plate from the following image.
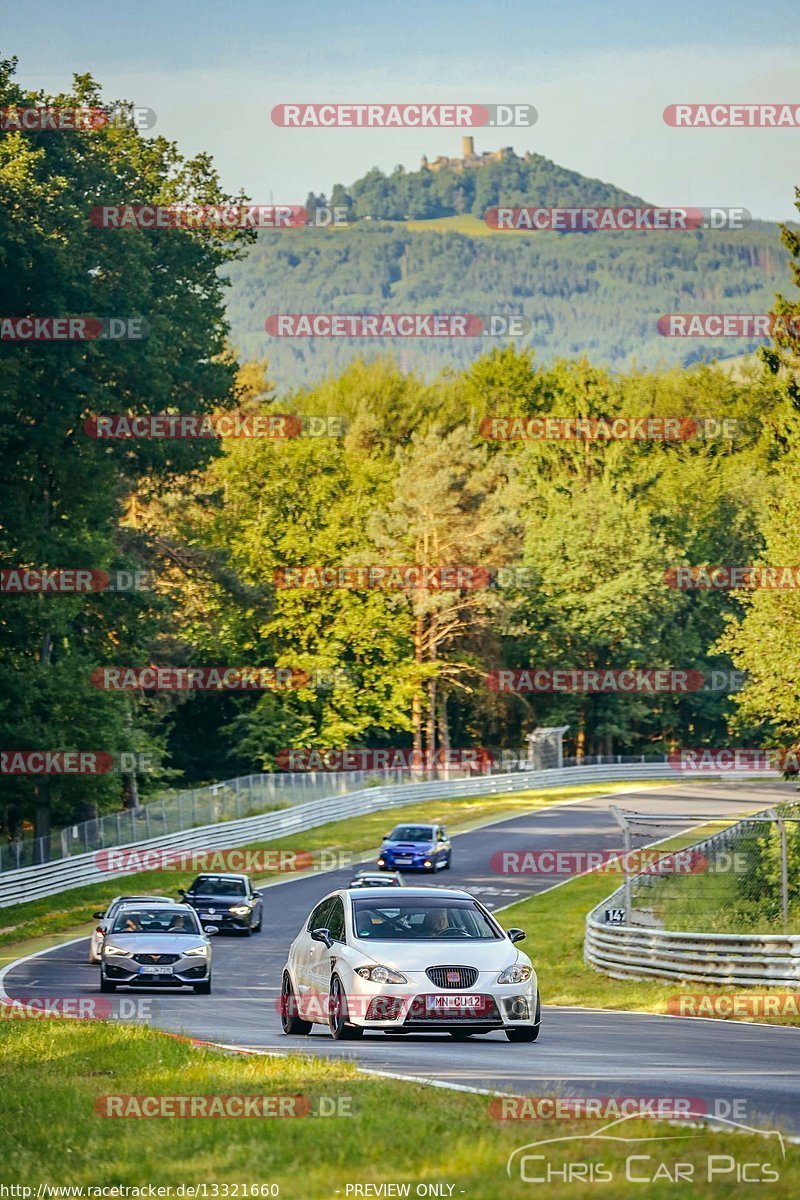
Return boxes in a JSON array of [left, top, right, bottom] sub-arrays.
[[138, 965, 173, 975], [426, 994, 484, 1012], [395, 857, 413, 864]]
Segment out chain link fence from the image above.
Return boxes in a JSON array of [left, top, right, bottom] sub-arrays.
[[607, 800, 800, 934]]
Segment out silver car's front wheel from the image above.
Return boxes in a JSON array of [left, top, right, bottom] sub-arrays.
[[329, 975, 364, 1041]]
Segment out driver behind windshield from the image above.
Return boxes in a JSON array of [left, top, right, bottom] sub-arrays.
[[421, 908, 450, 935]]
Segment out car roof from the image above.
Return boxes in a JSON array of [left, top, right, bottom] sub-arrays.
[[346, 886, 472, 899], [113, 903, 191, 913], [191, 873, 248, 882], [114, 895, 172, 904]]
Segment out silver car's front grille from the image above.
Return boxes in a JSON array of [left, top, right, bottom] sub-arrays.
[[425, 965, 479, 989], [133, 953, 180, 965]]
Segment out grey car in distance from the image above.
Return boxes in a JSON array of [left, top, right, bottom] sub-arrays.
[[99, 904, 215, 993]]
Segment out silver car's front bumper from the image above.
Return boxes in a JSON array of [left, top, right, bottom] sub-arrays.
[[102, 953, 210, 986]]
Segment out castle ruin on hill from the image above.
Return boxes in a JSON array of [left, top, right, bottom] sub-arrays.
[[420, 137, 532, 173]]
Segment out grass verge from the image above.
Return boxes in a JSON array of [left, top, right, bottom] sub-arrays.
[[0, 781, 659, 961], [0, 1020, 796, 1196]]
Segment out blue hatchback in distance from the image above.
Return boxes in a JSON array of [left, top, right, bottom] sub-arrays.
[[377, 823, 452, 872]]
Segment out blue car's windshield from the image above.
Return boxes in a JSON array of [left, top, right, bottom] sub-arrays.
[[387, 826, 435, 842]]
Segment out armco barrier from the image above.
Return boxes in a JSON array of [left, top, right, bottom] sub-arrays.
[[585, 803, 800, 988], [0, 761, 677, 909], [585, 922, 800, 988]]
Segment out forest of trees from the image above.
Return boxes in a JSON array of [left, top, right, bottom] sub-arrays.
[[225, 222, 789, 383], [315, 149, 645, 222], [3, 59, 800, 849]]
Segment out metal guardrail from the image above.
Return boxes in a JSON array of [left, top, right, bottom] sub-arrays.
[[1, 760, 679, 909], [585, 803, 800, 988], [0, 750, 669, 872]]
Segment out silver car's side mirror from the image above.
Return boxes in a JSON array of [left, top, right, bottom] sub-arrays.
[[507, 928, 526, 943], [311, 927, 334, 948]]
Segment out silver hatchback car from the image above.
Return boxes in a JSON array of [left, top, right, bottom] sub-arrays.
[[99, 904, 215, 993]]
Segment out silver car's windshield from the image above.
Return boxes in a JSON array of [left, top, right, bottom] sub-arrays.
[[111, 908, 202, 935], [352, 898, 499, 940]]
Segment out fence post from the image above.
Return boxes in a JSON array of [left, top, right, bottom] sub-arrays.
[[776, 812, 789, 930]]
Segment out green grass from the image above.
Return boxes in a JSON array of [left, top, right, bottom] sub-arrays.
[[0, 781, 658, 961], [1, 1020, 797, 1196], [395, 213, 542, 237], [499, 821, 800, 1025]]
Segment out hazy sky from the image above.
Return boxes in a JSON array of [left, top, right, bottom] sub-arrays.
[[7, 0, 800, 220]]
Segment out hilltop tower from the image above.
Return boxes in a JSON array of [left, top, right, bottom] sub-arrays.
[[461, 136, 475, 158]]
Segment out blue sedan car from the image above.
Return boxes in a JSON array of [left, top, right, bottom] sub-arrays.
[[377, 823, 452, 872]]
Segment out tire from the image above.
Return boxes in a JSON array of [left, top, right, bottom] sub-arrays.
[[242, 924, 252, 937], [100, 976, 116, 993], [193, 979, 212, 994], [281, 973, 312, 1035], [505, 996, 541, 1042], [443, 853, 452, 870], [329, 975, 364, 1041], [253, 911, 262, 933]]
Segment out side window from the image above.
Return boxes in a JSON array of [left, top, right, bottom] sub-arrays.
[[308, 898, 334, 932], [327, 897, 346, 943]]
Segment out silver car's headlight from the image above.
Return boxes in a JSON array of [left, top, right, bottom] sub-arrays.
[[497, 963, 532, 984], [355, 965, 407, 984], [184, 944, 209, 957], [104, 945, 133, 957], [229, 905, 251, 916]]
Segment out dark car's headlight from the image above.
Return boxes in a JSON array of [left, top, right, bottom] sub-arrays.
[[355, 965, 407, 984], [229, 905, 251, 916]]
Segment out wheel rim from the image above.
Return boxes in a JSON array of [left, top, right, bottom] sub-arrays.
[[281, 976, 293, 1030], [330, 978, 345, 1035]]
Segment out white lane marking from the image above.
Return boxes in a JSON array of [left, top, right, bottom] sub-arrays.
[[0, 935, 89, 1003], [172, 1039, 800, 1143]]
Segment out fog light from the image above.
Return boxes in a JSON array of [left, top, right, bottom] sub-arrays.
[[503, 996, 529, 1020]]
